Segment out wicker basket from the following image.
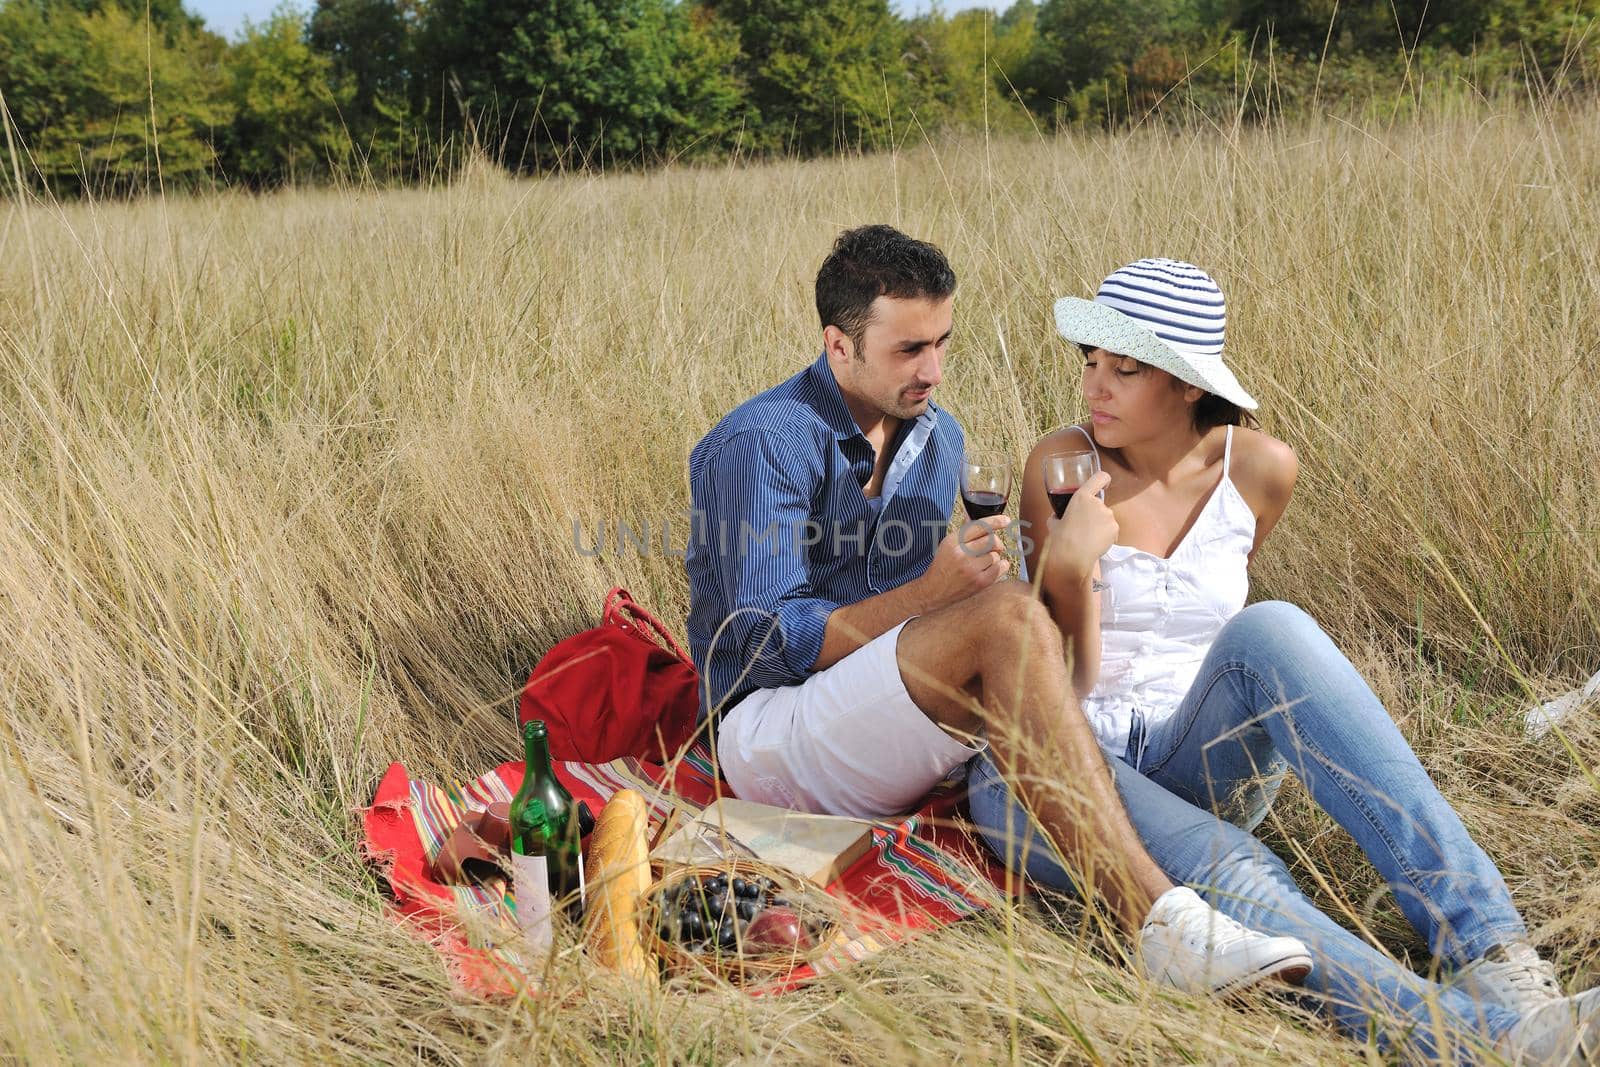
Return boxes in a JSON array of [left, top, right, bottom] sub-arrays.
[[642, 860, 840, 985]]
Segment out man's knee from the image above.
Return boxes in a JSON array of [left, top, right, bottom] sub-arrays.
[[980, 586, 1061, 661]]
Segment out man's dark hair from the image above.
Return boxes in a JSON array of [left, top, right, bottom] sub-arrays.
[[816, 225, 956, 356]]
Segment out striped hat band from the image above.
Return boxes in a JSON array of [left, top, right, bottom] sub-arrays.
[[1052, 257, 1257, 410], [1094, 260, 1225, 358]]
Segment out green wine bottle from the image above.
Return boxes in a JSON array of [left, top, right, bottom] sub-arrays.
[[509, 720, 584, 950]]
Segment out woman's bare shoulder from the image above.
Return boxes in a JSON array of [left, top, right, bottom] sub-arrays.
[[1028, 423, 1095, 461], [1229, 425, 1298, 508]]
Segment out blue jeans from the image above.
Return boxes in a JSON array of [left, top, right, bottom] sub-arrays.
[[969, 601, 1526, 1060]]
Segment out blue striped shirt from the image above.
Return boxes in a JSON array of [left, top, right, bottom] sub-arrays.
[[686, 352, 964, 719]]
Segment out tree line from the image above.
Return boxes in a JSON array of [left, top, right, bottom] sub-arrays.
[[1, 0, 1596, 194]]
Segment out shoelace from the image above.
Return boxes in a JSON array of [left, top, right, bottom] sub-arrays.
[[1166, 902, 1257, 951], [1484, 944, 1561, 996]]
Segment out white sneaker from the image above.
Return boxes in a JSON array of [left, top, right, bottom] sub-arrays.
[[1523, 668, 1600, 738], [1458, 943, 1565, 1014], [1136, 886, 1313, 995], [1496, 986, 1600, 1065]]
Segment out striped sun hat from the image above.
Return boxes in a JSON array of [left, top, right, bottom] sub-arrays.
[[1052, 258, 1257, 410]]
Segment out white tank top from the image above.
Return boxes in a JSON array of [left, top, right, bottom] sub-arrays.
[[1065, 425, 1256, 760]]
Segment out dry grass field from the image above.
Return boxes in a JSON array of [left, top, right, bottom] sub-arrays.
[[1, 95, 1597, 1063]]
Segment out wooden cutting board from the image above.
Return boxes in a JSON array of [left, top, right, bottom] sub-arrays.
[[650, 797, 879, 886]]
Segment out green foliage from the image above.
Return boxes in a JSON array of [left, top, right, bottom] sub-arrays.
[[0, 0, 230, 193], [1230, 0, 1600, 74], [308, 0, 416, 115], [417, 0, 743, 167], [1004, 0, 1600, 127], [664, 6, 749, 158], [702, 0, 912, 153], [221, 6, 347, 182], [46, 0, 204, 33], [1014, 0, 1210, 121], [302, 0, 432, 179], [307, 0, 424, 175], [2, 0, 1598, 193], [903, 6, 1036, 134]]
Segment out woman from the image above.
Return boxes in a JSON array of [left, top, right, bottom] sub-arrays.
[[969, 259, 1597, 1063]]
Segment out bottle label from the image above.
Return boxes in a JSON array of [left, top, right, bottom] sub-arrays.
[[512, 852, 553, 956]]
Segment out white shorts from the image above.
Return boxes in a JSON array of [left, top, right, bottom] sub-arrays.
[[716, 621, 984, 819]]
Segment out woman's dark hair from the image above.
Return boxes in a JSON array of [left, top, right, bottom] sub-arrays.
[[1192, 392, 1255, 432], [1078, 343, 1257, 431], [816, 225, 956, 356]]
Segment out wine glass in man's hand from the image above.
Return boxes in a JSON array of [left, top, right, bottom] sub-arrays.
[[961, 451, 1012, 521]]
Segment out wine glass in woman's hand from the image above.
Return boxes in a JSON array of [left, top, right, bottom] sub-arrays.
[[1042, 450, 1099, 518], [961, 450, 1012, 522]]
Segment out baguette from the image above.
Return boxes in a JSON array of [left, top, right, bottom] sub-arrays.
[[584, 789, 655, 978]]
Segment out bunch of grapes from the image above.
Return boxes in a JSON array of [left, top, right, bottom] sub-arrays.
[[652, 871, 825, 957]]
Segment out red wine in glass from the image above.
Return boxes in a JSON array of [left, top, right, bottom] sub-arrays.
[[961, 451, 1013, 524], [1043, 451, 1097, 519], [963, 490, 1007, 521]]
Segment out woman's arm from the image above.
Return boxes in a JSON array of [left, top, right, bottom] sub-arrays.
[[1236, 429, 1299, 564], [1021, 432, 1117, 697]]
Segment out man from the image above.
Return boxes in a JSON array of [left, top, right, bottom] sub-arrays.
[[684, 224, 1312, 993]]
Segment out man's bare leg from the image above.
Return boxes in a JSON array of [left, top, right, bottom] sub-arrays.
[[893, 580, 1171, 931]]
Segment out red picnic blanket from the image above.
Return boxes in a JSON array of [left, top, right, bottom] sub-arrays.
[[362, 740, 1012, 997]]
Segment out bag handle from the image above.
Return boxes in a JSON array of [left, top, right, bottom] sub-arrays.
[[602, 587, 692, 665]]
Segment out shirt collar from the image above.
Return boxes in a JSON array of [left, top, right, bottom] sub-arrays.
[[803, 350, 941, 442]]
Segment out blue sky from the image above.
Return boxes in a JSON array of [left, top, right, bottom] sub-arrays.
[[189, 0, 278, 39], [898, 0, 998, 13], [189, 0, 996, 42]]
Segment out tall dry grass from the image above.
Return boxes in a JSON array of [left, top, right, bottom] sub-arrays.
[[1, 95, 1597, 1064]]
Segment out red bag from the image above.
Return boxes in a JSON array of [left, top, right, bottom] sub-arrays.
[[517, 587, 702, 764]]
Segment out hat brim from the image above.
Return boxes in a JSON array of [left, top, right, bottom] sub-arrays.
[[1053, 296, 1258, 410]]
